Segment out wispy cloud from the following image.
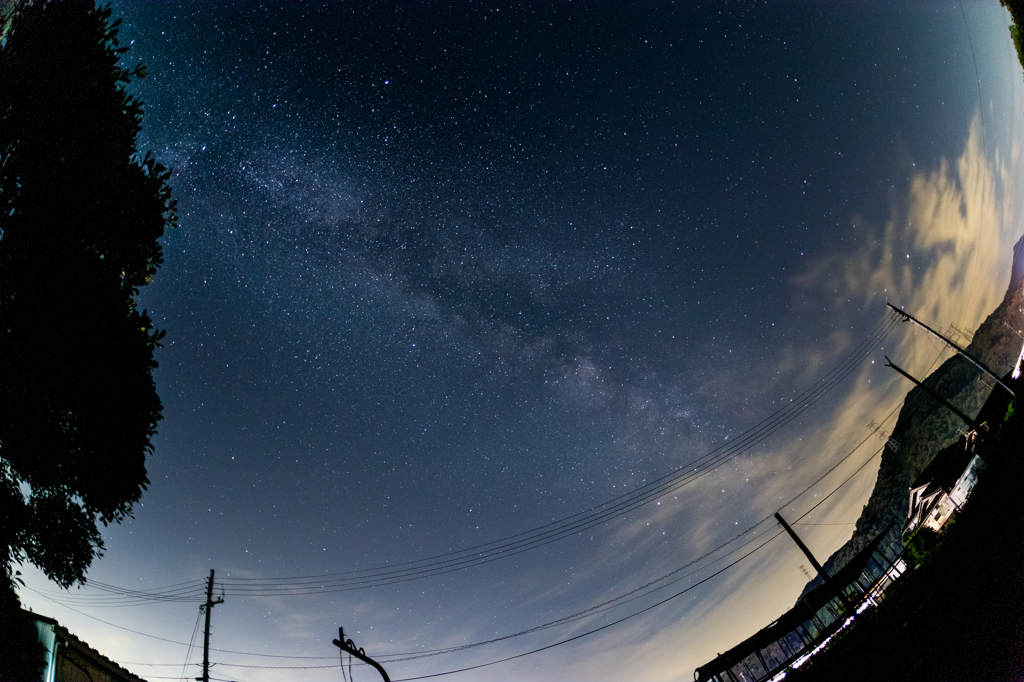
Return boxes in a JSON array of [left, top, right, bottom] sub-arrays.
[[564, 113, 1023, 680], [797, 114, 1017, 358]]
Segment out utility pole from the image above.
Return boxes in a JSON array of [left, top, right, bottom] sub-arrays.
[[333, 627, 391, 682], [198, 570, 224, 682], [884, 357, 981, 431], [775, 512, 829, 584], [887, 303, 1015, 396]]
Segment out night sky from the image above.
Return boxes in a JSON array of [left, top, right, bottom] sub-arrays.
[[18, 2, 1024, 681]]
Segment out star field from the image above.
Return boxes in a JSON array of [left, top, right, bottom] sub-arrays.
[[17, 2, 1024, 681]]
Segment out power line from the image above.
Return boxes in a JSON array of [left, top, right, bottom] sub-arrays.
[[21, 312, 906, 672], [22, 312, 899, 609], [374, 419, 893, 665], [208, 313, 900, 596], [22, 591, 210, 647], [135, 535, 785, 678], [27, 578, 208, 607], [27, 582, 207, 607], [391, 533, 783, 681], [26, 396, 896, 681], [112, 407, 895, 673], [384, 434, 891, 679], [180, 607, 203, 682], [19, 591, 341, 660]]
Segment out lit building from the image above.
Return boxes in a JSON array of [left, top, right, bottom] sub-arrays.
[[904, 432, 983, 536]]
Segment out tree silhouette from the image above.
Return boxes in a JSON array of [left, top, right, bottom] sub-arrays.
[[0, 0, 175, 666]]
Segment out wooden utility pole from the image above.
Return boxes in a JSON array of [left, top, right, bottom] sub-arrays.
[[333, 627, 391, 682], [775, 512, 829, 584], [884, 357, 980, 431], [887, 303, 1014, 396], [198, 570, 224, 682]]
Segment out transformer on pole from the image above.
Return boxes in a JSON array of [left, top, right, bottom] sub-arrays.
[[887, 303, 1014, 396]]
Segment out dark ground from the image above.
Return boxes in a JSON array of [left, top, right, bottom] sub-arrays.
[[792, 11, 1024, 678], [794, 10, 1024, 677], [786, 388, 1024, 682]]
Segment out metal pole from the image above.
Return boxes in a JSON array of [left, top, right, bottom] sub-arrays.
[[884, 356, 979, 431], [333, 627, 391, 682], [887, 303, 1014, 396]]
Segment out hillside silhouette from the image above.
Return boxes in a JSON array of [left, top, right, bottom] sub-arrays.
[[802, 236, 1024, 595]]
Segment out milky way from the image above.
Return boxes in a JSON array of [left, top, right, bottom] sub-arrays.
[[18, 3, 1024, 681]]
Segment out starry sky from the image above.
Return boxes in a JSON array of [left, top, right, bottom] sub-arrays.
[[18, 2, 1024, 681]]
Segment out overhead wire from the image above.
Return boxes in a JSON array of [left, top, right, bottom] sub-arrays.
[[367, 402, 896, 665], [209, 312, 901, 596], [25, 392, 893, 670], [179, 606, 203, 682], [111, 533, 784, 680], [21, 589, 211, 647], [383, 429, 893, 680], [27, 579, 207, 606], [23, 310, 900, 612], [392, 533, 783, 682], [131, 398, 897, 673], [28, 362, 904, 672], [18, 589, 337, 659], [372, 413, 894, 665], [22, 311, 916, 672]]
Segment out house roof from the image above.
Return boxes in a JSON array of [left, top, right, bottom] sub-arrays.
[[24, 609, 149, 682], [910, 434, 977, 494]]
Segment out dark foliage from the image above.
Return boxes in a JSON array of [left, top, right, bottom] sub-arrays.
[[0, 0, 174, 598], [0, 573, 46, 682], [904, 525, 943, 568], [1002, 2, 1024, 74]]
